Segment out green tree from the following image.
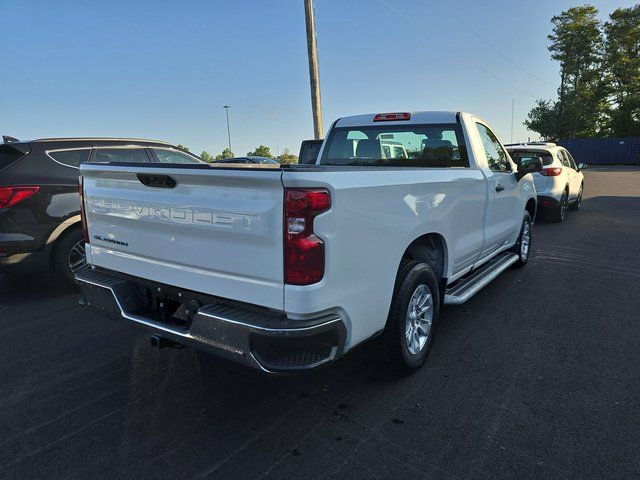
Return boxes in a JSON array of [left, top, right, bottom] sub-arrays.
[[277, 148, 298, 164], [200, 151, 213, 162], [604, 5, 640, 136], [215, 148, 234, 160], [176, 144, 190, 152], [526, 5, 607, 139], [247, 145, 273, 158], [524, 100, 564, 141]]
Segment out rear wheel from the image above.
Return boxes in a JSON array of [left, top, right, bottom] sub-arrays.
[[510, 211, 532, 268], [551, 190, 568, 222], [378, 260, 440, 374], [570, 184, 583, 210], [53, 228, 86, 286]]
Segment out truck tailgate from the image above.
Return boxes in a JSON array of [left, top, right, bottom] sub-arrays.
[[80, 164, 285, 310]]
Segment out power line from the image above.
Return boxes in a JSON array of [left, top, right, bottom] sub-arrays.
[[375, 0, 540, 100], [452, 15, 555, 86]]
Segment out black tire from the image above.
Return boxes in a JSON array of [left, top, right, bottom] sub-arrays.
[[570, 184, 583, 210], [510, 211, 532, 268], [378, 260, 440, 374], [551, 189, 568, 222], [52, 228, 86, 286]]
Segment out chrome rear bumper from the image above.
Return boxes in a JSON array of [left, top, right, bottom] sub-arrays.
[[75, 266, 346, 373]]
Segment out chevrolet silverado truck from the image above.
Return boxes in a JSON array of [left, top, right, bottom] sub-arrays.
[[76, 111, 542, 373]]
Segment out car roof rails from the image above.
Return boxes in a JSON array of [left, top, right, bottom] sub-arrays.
[[527, 141, 556, 146], [504, 141, 557, 147]]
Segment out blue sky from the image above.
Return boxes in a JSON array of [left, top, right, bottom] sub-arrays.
[[1, 0, 635, 157]]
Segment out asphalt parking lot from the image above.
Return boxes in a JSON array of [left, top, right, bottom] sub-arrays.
[[1, 167, 639, 480]]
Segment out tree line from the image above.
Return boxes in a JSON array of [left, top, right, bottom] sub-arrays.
[[177, 144, 298, 164], [526, 4, 640, 140]]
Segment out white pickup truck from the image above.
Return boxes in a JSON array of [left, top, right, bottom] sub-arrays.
[[76, 111, 542, 373]]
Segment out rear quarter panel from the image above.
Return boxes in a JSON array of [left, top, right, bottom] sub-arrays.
[[0, 144, 80, 254], [282, 168, 487, 348]]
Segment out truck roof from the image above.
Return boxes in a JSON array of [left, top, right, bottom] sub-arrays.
[[334, 111, 461, 128]]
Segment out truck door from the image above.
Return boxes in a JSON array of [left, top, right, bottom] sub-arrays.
[[475, 123, 522, 257]]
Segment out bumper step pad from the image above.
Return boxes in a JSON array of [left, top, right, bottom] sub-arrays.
[[75, 266, 345, 372]]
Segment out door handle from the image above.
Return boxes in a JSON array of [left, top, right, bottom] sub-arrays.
[[137, 173, 176, 189], [495, 184, 505, 192]]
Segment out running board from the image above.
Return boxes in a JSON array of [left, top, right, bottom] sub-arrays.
[[444, 253, 519, 305]]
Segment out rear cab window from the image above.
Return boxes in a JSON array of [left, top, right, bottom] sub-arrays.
[[47, 149, 91, 168], [319, 123, 468, 167]]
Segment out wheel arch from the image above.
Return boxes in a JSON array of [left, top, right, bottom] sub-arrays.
[[400, 232, 448, 283], [525, 198, 536, 222], [46, 215, 82, 246], [48, 218, 82, 271]]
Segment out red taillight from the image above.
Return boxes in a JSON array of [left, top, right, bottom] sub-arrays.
[[540, 167, 562, 176], [373, 112, 411, 122], [78, 176, 89, 243], [284, 188, 330, 285], [0, 186, 39, 209]]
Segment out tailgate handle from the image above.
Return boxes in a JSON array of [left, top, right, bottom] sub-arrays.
[[137, 174, 176, 189]]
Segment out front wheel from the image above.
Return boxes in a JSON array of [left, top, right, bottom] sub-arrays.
[[510, 211, 532, 268], [378, 260, 440, 374]]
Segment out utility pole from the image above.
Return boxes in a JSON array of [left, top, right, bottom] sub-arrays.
[[304, 0, 323, 139], [223, 105, 232, 153], [510, 98, 515, 143]]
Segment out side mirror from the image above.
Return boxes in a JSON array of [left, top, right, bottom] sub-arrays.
[[578, 163, 587, 170], [515, 156, 543, 181]]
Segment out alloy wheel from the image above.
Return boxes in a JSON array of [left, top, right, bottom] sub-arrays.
[[405, 284, 434, 355], [560, 193, 567, 220], [576, 187, 583, 208], [67, 240, 87, 274], [520, 220, 531, 260]]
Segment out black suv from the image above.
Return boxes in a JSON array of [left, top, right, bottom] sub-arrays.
[[0, 136, 203, 284]]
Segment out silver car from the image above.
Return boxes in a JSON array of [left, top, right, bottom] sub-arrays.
[[506, 143, 585, 222]]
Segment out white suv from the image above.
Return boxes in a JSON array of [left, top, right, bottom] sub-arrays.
[[506, 143, 585, 222]]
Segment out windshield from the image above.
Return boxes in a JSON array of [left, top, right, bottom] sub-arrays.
[[320, 123, 468, 167]]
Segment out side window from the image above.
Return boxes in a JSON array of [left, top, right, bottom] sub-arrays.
[[226, 159, 248, 164], [151, 147, 202, 164], [558, 150, 571, 168], [476, 123, 511, 172], [48, 149, 91, 168], [93, 148, 150, 164], [564, 150, 577, 170]]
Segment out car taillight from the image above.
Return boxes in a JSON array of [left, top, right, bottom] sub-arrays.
[[284, 188, 330, 285], [78, 176, 89, 243], [0, 186, 39, 209], [540, 167, 562, 176]]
